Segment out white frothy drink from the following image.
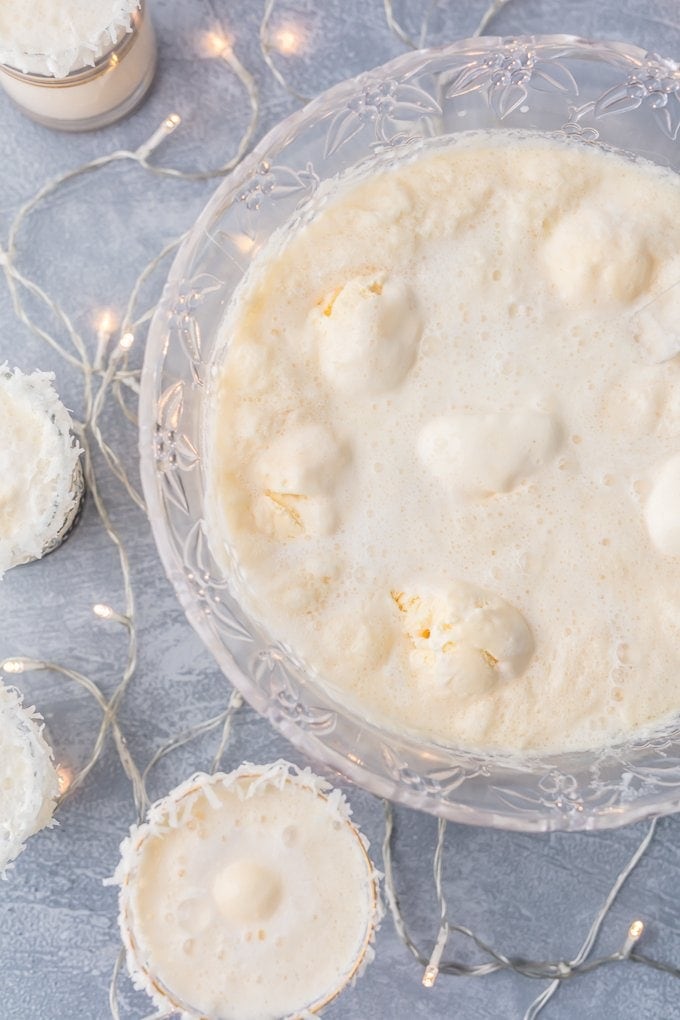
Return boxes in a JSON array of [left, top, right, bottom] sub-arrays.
[[112, 762, 381, 1019], [206, 134, 680, 754]]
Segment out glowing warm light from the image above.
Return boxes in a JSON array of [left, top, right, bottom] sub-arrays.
[[622, 918, 645, 957], [119, 331, 135, 351], [93, 603, 131, 629], [233, 233, 255, 254], [96, 309, 117, 337], [422, 964, 438, 988], [273, 25, 304, 56], [2, 659, 25, 674], [422, 923, 448, 986], [56, 765, 74, 794], [202, 30, 234, 59], [137, 115, 182, 162]]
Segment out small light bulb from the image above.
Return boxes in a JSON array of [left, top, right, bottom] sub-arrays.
[[273, 25, 304, 55], [422, 964, 438, 988], [622, 918, 645, 958], [96, 309, 117, 337], [164, 113, 181, 131], [56, 765, 74, 794], [93, 604, 131, 629], [202, 30, 233, 58], [119, 331, 134, 351], [233, 234, 255, 254], [2, 659, 25, 674]]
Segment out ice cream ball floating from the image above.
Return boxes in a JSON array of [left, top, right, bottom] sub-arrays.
[[0, 366, 83, 577], [204, 135, 680, 755], [0, 679, 60, 874], [111, 761, 382, 1019]]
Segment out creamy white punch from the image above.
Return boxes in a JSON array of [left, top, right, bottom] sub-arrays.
[[206, 135, 680, 753], [0, 367, 83, 576], [0, 680, 59, 873], [112, 762, 381, 1019], [0, 0, 155, 130]]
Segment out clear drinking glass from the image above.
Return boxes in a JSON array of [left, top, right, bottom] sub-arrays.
[[0, 1, 156, 131]]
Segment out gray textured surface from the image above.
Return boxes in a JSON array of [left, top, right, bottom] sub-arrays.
[[1, 1, 680, 1018]]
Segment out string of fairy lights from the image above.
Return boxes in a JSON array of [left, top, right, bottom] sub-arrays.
[[1, 2, 679, 1018]]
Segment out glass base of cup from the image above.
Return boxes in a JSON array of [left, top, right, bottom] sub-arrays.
[[11, 57, 157, 132], [15, 458, 86, 567], [40, 460, 87, 557]]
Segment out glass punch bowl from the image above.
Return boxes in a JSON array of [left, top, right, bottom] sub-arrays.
[[140, 35, 680, 832]]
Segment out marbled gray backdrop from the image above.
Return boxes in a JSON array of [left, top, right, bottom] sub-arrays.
[[2, 1, 680, 1018]]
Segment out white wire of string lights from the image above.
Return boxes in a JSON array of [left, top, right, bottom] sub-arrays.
[[1, 2, 679, 1017]]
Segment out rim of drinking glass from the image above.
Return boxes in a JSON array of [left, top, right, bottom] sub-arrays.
[[116, 765, 381, 1017]]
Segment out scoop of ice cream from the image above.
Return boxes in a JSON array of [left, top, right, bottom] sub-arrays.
[[417, 409, 560, 498], [542, 202, 656, 306], [213, 860, 282, 924], [252, 491, 338, 540], [644, 453, 680, 556], [311, 274, 421, 396], [252, 422, 347, 538], [254, 422, 347, 495], [393, 582, 534, 698]]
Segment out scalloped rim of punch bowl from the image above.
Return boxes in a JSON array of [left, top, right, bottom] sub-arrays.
[[140, 34, 680, 832]]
